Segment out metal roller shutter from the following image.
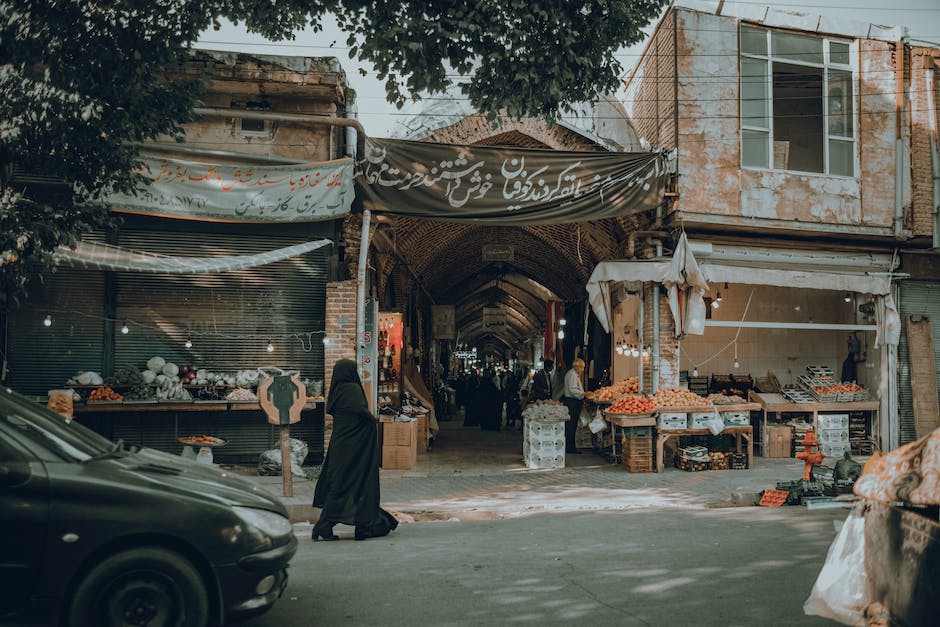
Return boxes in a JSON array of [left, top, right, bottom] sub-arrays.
[[5, 237, 107, 396], [898, 281, 940, 444], [112, 228, 328, 382]]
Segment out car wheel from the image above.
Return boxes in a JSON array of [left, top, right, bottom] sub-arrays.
[[68, 547, 209, 627]]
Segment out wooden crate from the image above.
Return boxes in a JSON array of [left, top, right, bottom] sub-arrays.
[[621, 436, 653, 473]]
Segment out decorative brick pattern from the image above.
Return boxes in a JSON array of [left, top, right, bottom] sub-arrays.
[[910, 49, 940, 237], [323, 279, 358, 448]]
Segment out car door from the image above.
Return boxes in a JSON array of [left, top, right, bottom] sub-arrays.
[[0, 422, 49, 617]]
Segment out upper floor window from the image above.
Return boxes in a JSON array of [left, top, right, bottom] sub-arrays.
[[740, 25, 855, 177]]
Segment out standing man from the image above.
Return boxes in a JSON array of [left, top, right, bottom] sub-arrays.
[[529, 359, 555, 402], [561, 358, 586, 454]]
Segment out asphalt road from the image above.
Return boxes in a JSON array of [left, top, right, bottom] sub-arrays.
[[242, 506, 846, 626]]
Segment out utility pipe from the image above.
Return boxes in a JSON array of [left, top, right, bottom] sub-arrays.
[[625, 230, 669, 259], [926, 64, 940, 250], [637, 287, 645, 394], [356, 210, 372, 379], [894, 37, 908, 237], [193, 107, 366, 160], [651, 240, 664, 393]]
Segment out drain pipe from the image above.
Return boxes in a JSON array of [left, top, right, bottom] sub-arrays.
[[651, 240, 664, 393], [356, 210, 372, 377], [893, 37, 908, 238], [192, 107, 366, 160], [626, 230, 669, 259], [927, 63, 940, 250]]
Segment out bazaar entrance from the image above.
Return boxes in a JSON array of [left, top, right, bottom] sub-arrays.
[[346, 107, 671, 467]]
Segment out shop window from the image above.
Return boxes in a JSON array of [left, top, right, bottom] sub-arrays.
[[238, 117, 273, 139], [740, 25, 855, 177]]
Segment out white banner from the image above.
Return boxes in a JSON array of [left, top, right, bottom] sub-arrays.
[[107, 156, 354, 223]]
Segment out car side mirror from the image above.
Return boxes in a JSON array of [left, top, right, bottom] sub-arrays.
[[0, 462, 31, 487]]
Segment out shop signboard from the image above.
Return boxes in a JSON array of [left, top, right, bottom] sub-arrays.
[[432, 305, 456, 339], [482, 244, 514, 262], [107, 155, 354, 223], [483, 307, 507, 328]]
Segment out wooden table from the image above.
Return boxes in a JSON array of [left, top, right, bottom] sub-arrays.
[[748, 390, 879, 454], [655, 425, 753, 473], [603, 412, 657, 462]]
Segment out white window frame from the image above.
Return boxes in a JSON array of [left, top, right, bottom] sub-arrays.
[[739, 25, 857, 177]]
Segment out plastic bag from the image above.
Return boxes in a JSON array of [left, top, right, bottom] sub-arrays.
[[579, 405, 592, 428], [706, 411, 725, 436], [803, 503, 870, 626], [588, 409, 607, 434], [257, 438, 309, 478]]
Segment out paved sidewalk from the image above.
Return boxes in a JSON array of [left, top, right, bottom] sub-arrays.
[[235, 419, 830, 522]]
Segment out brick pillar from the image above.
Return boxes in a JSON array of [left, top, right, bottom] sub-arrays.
[[324, 279, 358, 450], [642, 283, 680, 392]]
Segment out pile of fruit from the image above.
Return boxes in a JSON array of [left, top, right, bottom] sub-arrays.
[[706, 393, 746, 404], [606, 395, 656, 415], [813, 382, 864, 395], [179, 435, 224, 446], [88, 386, 123, 402], [651, 387, 711, 409], [586, 376, 639, 401]]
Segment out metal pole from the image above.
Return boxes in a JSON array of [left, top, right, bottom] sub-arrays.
[[357, 210, 372, 379]]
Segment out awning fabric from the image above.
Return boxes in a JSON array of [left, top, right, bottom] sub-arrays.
[[355, 138, 669, 224], [106, 155, 354, 223], [53, 239, 332, 274], [586, 237, 901, 346]]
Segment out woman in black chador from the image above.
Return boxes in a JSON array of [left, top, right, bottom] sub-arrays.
[[311, 359, 398, 541]]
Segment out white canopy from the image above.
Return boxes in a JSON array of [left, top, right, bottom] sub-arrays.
[[586, 236, 900, 346]]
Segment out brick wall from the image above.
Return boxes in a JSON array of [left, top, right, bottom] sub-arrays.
[[641, 283, 679, 392], [910, 48, 940, 237], [323, 279, 358, 447]]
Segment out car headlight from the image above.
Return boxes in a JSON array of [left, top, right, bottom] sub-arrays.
[[233, 507, 293, 540]]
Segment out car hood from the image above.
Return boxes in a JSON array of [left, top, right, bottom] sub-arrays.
[[106, 448, 288, 515]]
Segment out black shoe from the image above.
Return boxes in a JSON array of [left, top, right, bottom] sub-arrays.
[[312, 522, 339, 541]]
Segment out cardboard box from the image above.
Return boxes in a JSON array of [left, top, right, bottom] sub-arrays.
[[381, 443, 416, 469], [767, 426, 793, 458], [416, 414, 428, 453], [383, 420, 416, 447]]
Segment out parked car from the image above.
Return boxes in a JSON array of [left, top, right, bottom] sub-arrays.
[[0, 386, 297, 627]]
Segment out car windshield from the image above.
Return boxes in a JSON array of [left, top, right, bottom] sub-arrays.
[[1, 387, 116, 462]]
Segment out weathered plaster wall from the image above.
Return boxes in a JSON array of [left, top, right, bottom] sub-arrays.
[[659, 8, 900, 232], [624, 9, 677, 151]]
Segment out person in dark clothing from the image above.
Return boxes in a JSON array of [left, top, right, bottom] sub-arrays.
[[478, 371, 502, 430], [464, 373, 481, 426], [529, 359, 555, 403], [312, 359, 398, 541]]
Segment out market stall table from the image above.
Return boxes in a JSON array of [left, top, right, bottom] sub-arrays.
[[748, 390, 879, 454], [655, 425, 753, 473], [603, 412, 656, 462]]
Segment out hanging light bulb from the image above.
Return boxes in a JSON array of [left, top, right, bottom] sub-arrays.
[[559, 318, 567, 326], [692, 367, 699, 377], [120, 321, 129, 334], [43, 314, 52, 327], [711, 299, 720, 309], [266, 340, 274, 353], [641, 346, 649, 358], [733, 359, 740, 369], [631, 346, 640, 357], [615, 345, 624, 355], [322, 337, 330, 345], [844, 293, 852, 303], [557, 329, 565, 340], [184, 338, 193, 349], [715, 290, 723, 303]]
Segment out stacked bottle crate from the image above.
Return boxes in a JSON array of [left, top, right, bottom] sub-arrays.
[[817, 414, 850, 458], [849, 411, 873, 455], [523, 418, 566, 469]]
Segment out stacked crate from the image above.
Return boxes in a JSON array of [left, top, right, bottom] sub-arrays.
[[817, 414, 850, 458], [523, 418, 566, 469], [849, 412, 873, 455], [621, 426, 653, 473]]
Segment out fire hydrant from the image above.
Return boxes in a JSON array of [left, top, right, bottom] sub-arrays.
[[795, 430, 825, 481]]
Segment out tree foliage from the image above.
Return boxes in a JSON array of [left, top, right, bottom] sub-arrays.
[[1, 0, 664, 301]]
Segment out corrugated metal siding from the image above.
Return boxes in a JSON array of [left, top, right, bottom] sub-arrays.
[[6, 267, 107, 395], [898, 281, 940, 444], [113, 229, 328, 381]]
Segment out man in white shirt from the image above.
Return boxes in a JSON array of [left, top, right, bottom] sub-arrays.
[[561, 358, 586, 454]]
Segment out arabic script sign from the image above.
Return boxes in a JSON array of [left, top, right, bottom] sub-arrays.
[[355, 138, 668, 224], [107, 156, 354, 223]]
